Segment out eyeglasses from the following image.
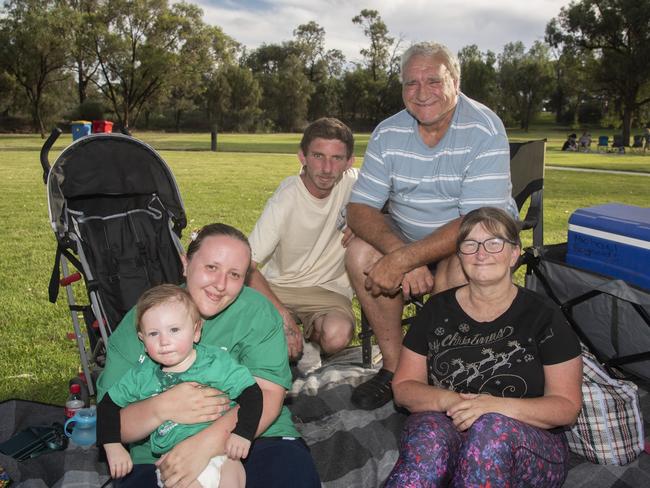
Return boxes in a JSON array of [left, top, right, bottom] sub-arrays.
[[458, 237, 516, 255]]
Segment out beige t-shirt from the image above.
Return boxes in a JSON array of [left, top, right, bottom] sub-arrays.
[[249, 168, 358, 299]]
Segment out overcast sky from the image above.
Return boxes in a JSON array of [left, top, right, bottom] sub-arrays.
[[193, 0, 573, 63]]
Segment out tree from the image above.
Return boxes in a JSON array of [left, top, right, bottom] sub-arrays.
[[352, 9, 393, 82], [549, 44, 595, 125], [292, 21, 327, 82], [0, 0, 70, 136], [458, 45, 498, 109], [308, 76, 344, 121], [291, 21, 346, 120], [246, 44, 314, 131], [64, 0, 101, 106], [0, 69, 18, 116], [274, 54, 314, 131], [497, 41, 554, 130], [165, 20, 237, 132], [546, 0, 650, 143], [89, 0, 211, 129], [350, 9, 402, 127], [205, 64, 262, 132]]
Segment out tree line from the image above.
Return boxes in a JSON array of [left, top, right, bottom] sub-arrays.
[[1, 0, 649, 143]]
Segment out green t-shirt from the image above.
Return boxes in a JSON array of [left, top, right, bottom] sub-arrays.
[[96, 286, 299, 464], [107, 343, 256, 456]]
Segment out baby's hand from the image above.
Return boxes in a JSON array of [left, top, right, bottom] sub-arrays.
[[104, 442, 134, 478], [225, 433, 251, 460]]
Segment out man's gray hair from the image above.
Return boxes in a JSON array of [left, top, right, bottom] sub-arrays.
[[400, 42, 461, 85]]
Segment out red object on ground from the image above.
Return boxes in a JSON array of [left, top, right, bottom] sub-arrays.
[[92, 120, 113, 133]]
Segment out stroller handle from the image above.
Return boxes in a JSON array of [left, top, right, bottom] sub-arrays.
[[40, 128, 62, 184]]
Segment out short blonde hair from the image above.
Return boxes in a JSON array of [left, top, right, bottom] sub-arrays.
[[135, 284, 200, 332]]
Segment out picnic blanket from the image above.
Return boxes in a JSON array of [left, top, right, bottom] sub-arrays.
[[0, 399, 109, 487], [287, 345, 404, 487], [2, 345, 650, 487], [290, 346, 650, 487]]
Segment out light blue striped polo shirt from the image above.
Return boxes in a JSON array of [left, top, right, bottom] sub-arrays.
[[350, 93, 517, 242]]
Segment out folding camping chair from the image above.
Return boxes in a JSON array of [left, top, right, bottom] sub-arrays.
[[632, 135, 645, 153], [597, 136, 609, 153], [612, 134, 626, 153], [524, 244, 650, 381], [358, 140, 546, 368]]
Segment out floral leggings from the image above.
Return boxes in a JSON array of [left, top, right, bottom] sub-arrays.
[[384, 412, 569, 488]]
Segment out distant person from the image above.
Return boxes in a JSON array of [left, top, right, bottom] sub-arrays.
[[345, 41, 517, 410], [98, 284, 263, 488], [562, 133, 578, 151], [644, 128, 650, 153], [578, 132, 592, 151], [248, 118, 357, 361]]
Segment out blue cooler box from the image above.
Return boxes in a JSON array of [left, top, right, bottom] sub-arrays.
[[567, 203, 650, 290]]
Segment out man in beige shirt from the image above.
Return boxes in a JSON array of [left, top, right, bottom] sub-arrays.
[[248, 118, 357, 360]]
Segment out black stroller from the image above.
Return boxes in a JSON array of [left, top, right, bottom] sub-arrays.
[[40, 129, 187, 400]]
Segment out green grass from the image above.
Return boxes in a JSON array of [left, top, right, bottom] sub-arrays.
[[5, 129, 650, 171], [0, 130, 648, 405], [154, 130, 650, 173], [508, 128, 650, 173]]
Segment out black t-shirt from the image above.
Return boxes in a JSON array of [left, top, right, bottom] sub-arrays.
[[403, 286, 580, 399]]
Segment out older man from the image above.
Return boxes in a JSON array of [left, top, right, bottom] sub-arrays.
[[249, 118, 357, 361], [346, 42, 517, 410]]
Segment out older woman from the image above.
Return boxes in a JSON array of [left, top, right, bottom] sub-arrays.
[[96, 223, 320, 488], [385, 207, 582, 488]]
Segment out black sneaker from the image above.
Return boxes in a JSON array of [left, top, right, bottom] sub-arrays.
[[351, 368, 394, 410]]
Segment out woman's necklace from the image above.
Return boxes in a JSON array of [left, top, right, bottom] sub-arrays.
[[459, 284, 518, 322]]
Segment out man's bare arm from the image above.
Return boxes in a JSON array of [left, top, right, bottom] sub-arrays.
[[362, 216, 463, 297], [248, 265, 285, 312], [346, 203, 405, 254], [347, 203, 461, 268], [384, 217, 462, 273]]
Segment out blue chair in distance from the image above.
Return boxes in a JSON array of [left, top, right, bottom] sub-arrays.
[[597, 135, 609, 153]]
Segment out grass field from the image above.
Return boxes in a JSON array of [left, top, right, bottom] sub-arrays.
[[3, 128, 650, 172], [0, 130, 648, 405]]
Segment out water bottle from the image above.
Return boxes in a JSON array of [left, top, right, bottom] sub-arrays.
[[65, 384, 84, 419]]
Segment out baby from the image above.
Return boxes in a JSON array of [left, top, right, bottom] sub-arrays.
[[97, 284, 263, 487]]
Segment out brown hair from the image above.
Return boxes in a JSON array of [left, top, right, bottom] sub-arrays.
[[136, 284, 200, 332], [186, 223, 251, 264], [457, 207, 521, 250], [300, 117, 354, 159]]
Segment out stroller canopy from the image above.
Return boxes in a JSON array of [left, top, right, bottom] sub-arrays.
[[47, 133, 186, 236]]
